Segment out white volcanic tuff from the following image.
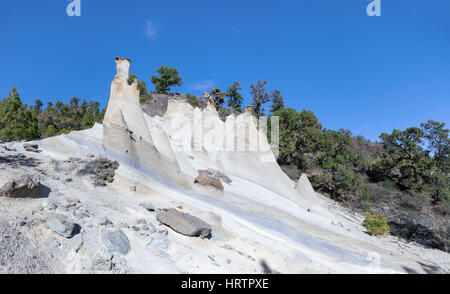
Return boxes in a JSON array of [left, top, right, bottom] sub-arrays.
[[160, 97, 325, 211], [297, 174, 316, 198], [103, 58, 189, 188], [18, 57, 448, 274], [18, 107, 450, 274], [103, 58, 333, 215]]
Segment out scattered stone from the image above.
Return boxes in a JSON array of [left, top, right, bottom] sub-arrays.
[[91, 256, 112, 272], [68, 157, 81, 162], [23, 143, 38, 149], [4, 146, 17, 152], [119, 222, 129, 229], [62, 199, 80, 211], [147, 223, 157, 233], [93, 179, 106, 187], [156, 208, 212, 238], [194, 169, 230, 191], [44, 201, 57, 211], [222, 244, 233, 250], [199, 169, 232, 184], [99, 217, 113, 226], [194, 174, 224, 191], [135, 219, 147, 225], [23, 143, 39, 151], [141, 202, 155, 212], [101, 227, 130, 255], [0, 175, 41, 198], [148, 236, 169, 250], [72, 235, 84, 253], [73, 207, 89, 219], [46, 213, 79, 238]]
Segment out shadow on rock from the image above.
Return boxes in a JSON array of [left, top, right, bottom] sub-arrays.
[[31, 184, 51, 199], [0, 154, 42, 168], [260, 260, 274, 274]]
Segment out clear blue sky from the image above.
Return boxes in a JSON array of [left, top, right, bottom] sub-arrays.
[[1, 0, 449, 141]]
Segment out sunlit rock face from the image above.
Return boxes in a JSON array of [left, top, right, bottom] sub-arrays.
[[102, 57, 321, 208], [103, 57, 189, 188], [114, 57, 131, 80]]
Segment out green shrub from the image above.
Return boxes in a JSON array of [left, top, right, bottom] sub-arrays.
[[139, 94, 153, 104], [185, 94, 204, 109], [363, 214, 390, 236]]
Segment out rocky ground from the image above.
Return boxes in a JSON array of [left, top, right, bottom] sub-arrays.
[[0, 141, 289, 274], [0, 137, 449, 274]]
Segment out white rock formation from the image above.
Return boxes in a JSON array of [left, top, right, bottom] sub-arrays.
[[103, 57, 189, 188], [1, 57, 449, 274]]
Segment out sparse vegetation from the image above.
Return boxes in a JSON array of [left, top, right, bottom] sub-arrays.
[[185, 94, 205, 109], [76, 157, 119, 186], [363, 214, 390, 236], [128, 74, 153, 104]]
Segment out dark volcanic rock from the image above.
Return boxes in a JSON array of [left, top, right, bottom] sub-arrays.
[[0, 175, 41, 198], [156, 208, 212, 238], [141, 93, 206, 118], [23, 143, 39, 153]]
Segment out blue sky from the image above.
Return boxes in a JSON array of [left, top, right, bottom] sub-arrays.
[[1, 0, 449, 141]]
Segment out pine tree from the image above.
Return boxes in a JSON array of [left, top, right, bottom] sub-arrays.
[[270, 90, 285, 113], [250, 80, 270, 117], [225, 81, 243, 112], [0, 87, 39, 141], [151, 66, 183, 94]]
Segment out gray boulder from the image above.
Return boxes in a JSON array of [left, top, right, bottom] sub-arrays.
[[0, 175, 41, 198], [140, 202, 155, 212], [73, 207, 89, 219], [148, 236, 169, 250], [198, 169, 232, 185], [101, 227, 130, 255], [99, 217, 113, 226], [23, 143, 39, 152], [156, 209, 212, 238], [46, 213, 79, 238], [194, 171, 225, 191], [23, 143, 38, 149]]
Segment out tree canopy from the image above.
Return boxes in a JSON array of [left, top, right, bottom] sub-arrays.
[[0, 87, 104, 141], [151, 65, 183, 94]]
